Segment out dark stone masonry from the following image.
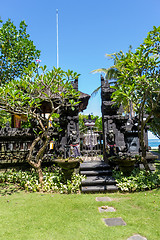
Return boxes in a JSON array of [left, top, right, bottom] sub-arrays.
[[101, 75, 156, 164], [0, 79, 90, 168]]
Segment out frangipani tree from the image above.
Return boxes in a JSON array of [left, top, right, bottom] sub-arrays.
[[149, 105, 160, 138], [0, 65, 80, 183], [111, 26, 160, 170], [92, 26, 160, 171]]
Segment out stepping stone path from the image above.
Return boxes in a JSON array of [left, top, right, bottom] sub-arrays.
[[96, 196, 148, 239], [127, 235, 147, 240], [98, 206, 116, 212], [96, 197, 112, 202], [103, 217, 126, 226], [96, 196, 126, 226]]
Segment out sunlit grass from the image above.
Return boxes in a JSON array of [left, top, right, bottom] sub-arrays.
[[0, 189, 159, 240]]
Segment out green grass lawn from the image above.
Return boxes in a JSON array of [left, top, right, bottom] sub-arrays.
[[0, 188, 160, 240]]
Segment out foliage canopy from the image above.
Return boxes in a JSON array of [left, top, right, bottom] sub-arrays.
[[92, 26, 160, 170], [79, 114, 102, 132], [0, 19, 40, 83], [111, 26, 160, 169], [0, 65, 80, 182]]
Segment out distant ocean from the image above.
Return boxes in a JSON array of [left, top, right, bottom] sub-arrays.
[[148, 139, 160, 148]]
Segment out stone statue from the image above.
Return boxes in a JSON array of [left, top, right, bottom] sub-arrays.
[[106, 130, 116, 156]]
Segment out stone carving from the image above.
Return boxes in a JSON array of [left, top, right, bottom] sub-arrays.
[[106, 130, 117, 156], [101, 75, 149, 162], [0, 79, 90, 165]]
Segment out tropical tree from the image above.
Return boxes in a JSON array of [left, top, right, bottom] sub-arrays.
[[0, 110, 11, 128], [0, 18, 40, 127], [148, 76, 160, 139], [148, 102, 160, 138], [0, 65, 80, 183], [92, 26, 160, 169], [0, 19, 40, 83], [110, 26, 160, 170], [91, 63, 119, 97]]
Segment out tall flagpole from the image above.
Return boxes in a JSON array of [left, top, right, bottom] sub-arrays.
[[56, 9, 59, 68]]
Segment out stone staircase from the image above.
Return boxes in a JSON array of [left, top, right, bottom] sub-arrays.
[[80, 161, 118, 193]]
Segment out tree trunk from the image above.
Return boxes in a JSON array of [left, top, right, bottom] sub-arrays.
[[141, 144, 150, 172], [27, 134, 50, 184], [129, 100, 134, 119], [139, 124, 150, 172], [37, 165, 43, 184]]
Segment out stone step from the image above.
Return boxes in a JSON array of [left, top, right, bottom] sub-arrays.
[[82, 176, 116, 186], [81, 185, 118, 193], [80, 161, 118, 193], [80, 161, 110, 171], [80, 169, 112, 176]]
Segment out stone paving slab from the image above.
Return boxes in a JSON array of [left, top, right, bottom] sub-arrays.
[[96, 197, 112, 202], [103, 217, 126, 226], [127, 234, 147, 240], [98, 206, 116, 212]]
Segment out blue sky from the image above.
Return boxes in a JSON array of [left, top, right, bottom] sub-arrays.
[[1, 0, 160, 138]]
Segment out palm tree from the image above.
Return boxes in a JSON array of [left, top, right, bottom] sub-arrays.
[[91, 49, 134, 118], [91, 66, 118, 96], [91, 52, 120, 97]]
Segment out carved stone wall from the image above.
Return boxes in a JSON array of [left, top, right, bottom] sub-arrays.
[[101, 76, 145, 162], [0, 79, 90, 167]]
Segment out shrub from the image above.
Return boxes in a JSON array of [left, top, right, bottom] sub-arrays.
[[113, 169, 160, 192], [0, 166, 85, 194]]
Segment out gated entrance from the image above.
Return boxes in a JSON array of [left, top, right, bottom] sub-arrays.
[[80, 115, 102, 161]]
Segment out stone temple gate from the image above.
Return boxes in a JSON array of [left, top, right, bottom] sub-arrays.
[[0, 75, 157, 193], [80, 75, 150, 162], [80, 76, 157, 193], [0, 75, 156, 170], [100, 75, 155, 163], [0, 79, 90, 167], [80, 115, 103, 161]]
